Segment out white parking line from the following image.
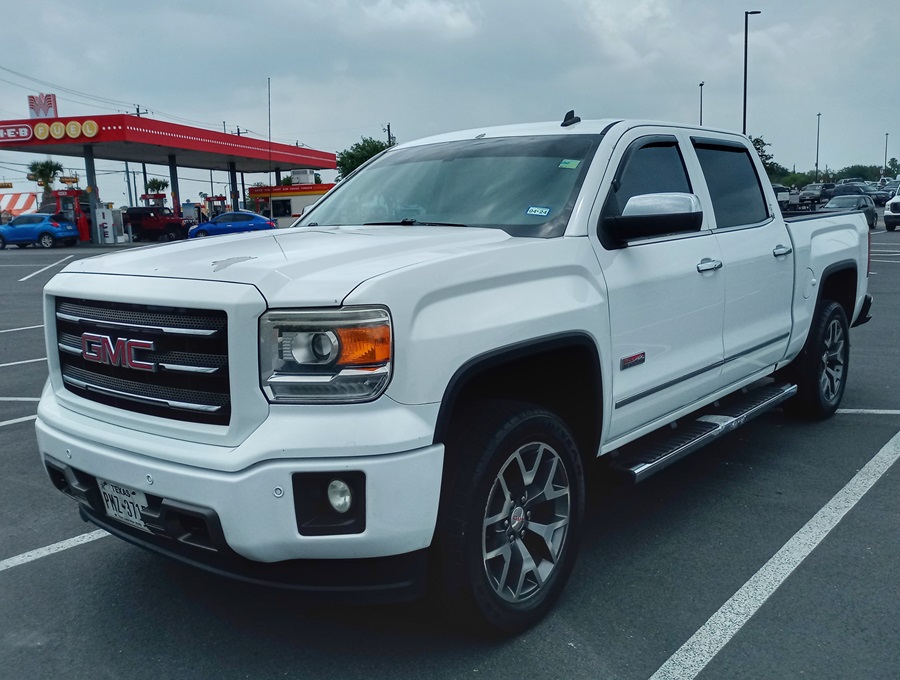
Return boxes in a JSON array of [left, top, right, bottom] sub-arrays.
[[0, 415, 37, 428], [0, 357, 46, 368], [0, 397, 40, 402], [837, 408, 900, 415], [0, 531, 109, 573], [18, 255, 73, 282], [649, 428, 900, 680], [0, 325, 43, 334]]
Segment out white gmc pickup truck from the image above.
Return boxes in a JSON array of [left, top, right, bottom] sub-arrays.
[[36, 114, 872, 634]]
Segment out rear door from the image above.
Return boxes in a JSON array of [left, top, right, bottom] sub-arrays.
[[589, 128, 726, 440], [689, 137, 793, 387]]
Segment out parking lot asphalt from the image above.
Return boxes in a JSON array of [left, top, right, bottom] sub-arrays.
[[1, 229, 899, 680]]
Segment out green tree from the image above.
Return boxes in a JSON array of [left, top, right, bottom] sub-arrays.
[[336, 136, 394, 179], [146, 178, 170, 193], [749, 135, 788, 180], [27, 159, 64, 203], [887, 158, 900, 177], [834, 165, 881, 182]]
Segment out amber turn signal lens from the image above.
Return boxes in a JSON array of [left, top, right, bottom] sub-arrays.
[[336, 325, 391, 366]]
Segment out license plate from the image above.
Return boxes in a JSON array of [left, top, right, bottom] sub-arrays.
[[97, 478, 149, 532]]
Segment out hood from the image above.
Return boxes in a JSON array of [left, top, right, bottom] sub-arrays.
[[63, 225, 518, 306]]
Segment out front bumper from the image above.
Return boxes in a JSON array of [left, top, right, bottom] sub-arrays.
[[36, 370, 445, 588], [47, 456, 427, 602]]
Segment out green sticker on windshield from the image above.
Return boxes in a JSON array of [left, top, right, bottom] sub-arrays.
[[559, 159, 581, 169]]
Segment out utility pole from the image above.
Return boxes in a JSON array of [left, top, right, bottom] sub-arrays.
[[135, 106, 149, 202], [383, 123, 394, 146]]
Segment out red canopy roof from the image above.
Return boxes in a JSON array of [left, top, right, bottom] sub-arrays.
[[0, 114, 335, 173]]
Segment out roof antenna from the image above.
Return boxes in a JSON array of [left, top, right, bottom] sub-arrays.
[[561, 110, 581, 127]]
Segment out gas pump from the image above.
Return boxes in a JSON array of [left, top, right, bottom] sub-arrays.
[[52, 189, 91, 242], [140, 193, 167, 208], [204, 195, 228, 220]]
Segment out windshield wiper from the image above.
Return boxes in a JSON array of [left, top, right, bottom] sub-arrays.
[[363, 218, 468, 227]]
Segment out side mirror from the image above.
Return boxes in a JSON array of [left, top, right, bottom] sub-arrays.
[[604, 193, 703, 245]]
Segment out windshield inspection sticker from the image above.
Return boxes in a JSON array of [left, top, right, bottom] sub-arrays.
[[558, 159, 581, 169], [526, 206, 551, 216]]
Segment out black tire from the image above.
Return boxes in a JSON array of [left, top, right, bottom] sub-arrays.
[[789, 300, 850, 420], [887, 222, 896, 232], [0, 235, 5, 249], [196, 229, 209, 237], [434, 400, 585, 635], [164, 225, 181, 241], [38, 232, 55, 249]]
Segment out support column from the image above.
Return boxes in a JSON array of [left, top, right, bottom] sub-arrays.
[[168, 155, 181, 217], [83, 144, 100, 244], [228, 162, 239, 211], [274, 167, 282, 185], [124, 162, 134, 206]]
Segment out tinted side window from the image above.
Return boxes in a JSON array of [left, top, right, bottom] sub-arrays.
[[603, 139, 692, 219], [693, 142, 768, 228], [13, 216, 42, 225]]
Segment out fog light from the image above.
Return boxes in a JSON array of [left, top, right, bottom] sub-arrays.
[[327, 479, 352, 513]]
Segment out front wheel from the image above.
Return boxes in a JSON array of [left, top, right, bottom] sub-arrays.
[[435, 400, 585, 635], [195, 229, 209, 237], [38, 233, 55, 248], [790, 300, 850, 419], [887, 222, 896, 232]]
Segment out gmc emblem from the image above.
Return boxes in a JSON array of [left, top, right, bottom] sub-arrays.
[[81, 333, 156, 372]]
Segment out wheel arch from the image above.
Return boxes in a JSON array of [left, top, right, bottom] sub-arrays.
[[817, 259, 857, 321], [432, 333, 603, 464]]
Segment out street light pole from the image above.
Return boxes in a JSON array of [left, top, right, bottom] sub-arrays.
[[743, 10, 761, 135], [884, 133, 889, 174], [699, 81, 705, 126], [815, 113, 821, 182]]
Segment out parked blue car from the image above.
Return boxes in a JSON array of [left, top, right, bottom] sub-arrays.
[[0, 213, 80, 249], [188, 211, 277, 238]]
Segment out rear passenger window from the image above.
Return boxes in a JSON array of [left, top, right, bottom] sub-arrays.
[[693, 141, 768, 228]]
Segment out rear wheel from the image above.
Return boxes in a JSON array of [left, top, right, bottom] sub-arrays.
[[164, 225, 181, 241], [0, 235, 5, 249], [38, 233, 55, 248], [435, 400, 585, 635], [789, 300, 849, 419]]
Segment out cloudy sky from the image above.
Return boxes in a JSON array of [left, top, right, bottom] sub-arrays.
[[0, 0, 889, 203]]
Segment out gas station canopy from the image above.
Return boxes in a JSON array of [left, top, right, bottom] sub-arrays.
[[0, 113, 335, 172]]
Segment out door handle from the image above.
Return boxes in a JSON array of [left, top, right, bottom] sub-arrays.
[[772, 245, 793, 257], [696, 258, 723, 272]]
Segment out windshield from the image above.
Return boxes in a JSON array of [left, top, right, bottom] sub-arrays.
[[297, 134, 603, 237]]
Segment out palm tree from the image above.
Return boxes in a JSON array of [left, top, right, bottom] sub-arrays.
[[27, 159, 64, 204], [146, 178, 169, 193]]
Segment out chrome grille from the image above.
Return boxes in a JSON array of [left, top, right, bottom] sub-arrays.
[[55, 297, 230, 425]]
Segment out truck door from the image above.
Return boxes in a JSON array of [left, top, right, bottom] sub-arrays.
[[689, 138, 792, 386], [590, 130, 726, 440]]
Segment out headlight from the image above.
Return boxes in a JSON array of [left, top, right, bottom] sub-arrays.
[[259, 307, 392, 403]]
